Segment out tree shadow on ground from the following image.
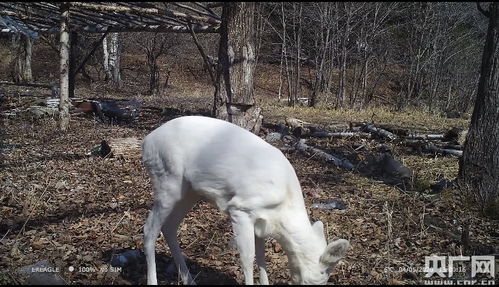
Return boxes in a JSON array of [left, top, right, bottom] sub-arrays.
[[0, 152, 90, 169], [0, 203, 150, 235], [101, 249, 239, 285]]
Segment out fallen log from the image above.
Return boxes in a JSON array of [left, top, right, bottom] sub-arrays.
[[360, 123, 462, 143], [309, 131, 372, 139], [378, 124, 410, 137], [285, 117, 311, 129], [294, 139, 354, 169], [359, 123, 397, 141], [267, 130, 354, 170], [406, 133, 445, 140], [284, 119, 362, 139], [427, 145, 463, 157], [439, 143, 462, 150], [326, 123, 352, 132], [289, 125, 364, 138], [401, 140, 463, 157]]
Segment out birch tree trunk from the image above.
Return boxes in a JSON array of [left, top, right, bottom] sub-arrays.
[[108, 33, 122, 87], [214, 2, 262, 134], [458, 2, 499, 218], [102, 35, 111, 81], [59, 4, 70, 131]]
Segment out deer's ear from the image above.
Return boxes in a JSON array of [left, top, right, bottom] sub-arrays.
[[312, 220, 325, 238], [320, 239, 350, 267]]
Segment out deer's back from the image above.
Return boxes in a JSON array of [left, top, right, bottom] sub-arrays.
[[142, 116, 301, 212]]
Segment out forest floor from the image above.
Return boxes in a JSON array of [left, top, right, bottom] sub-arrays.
[[0, 45, 498, 285]]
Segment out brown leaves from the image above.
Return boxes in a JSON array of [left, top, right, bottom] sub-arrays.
[[272, 241, 282, 253], [1, 92, 498, 286], [388, 278, 406, 285], [30, 239, 47, 250]]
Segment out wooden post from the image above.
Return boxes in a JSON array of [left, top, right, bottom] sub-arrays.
[[59, 3, 70, 131]]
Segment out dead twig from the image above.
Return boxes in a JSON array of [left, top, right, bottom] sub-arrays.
[[110, 207, 131, 234], [0, 229, 11, 244], [204, 230, 218, 255]]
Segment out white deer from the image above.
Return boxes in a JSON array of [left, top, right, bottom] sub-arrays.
[[142, 116, 350, 285]]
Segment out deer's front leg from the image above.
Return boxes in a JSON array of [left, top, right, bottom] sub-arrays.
[[230, 210, 255, 285]]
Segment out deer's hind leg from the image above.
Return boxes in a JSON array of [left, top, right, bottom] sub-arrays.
[[144, 175, 189, 285], [161, 191, 200, 285]]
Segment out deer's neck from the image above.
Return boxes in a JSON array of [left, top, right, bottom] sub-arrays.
[[274, 209, 322, 282]]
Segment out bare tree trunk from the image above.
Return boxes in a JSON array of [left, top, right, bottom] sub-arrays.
[[350, 18, 365, 108], [287, 2, 299, 107], [283, 4, 293, 107], [214, 2, 263, 134], [461, 75, 479, 113], [337, 34, 347, 109], [102, 35, 111, 81], [278, 2, 287, 102], [148, 59, 159, 95], [323, 17, 338, 106], [254, 2, 269, 66], [309, 4, 331, 108], [458, 2, 499, 218], [146, 34, 160, 95], [11, 34, 33, 83], [294, 3, 303, 105], [108, 33, 122, 87], [278, 38, 284, 102], [337, 4, 351, 109], [59, 4, 70, 131], [350, 62, 359, 107], [360, 55, 369, 106], [445, 72, 454, 111]]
